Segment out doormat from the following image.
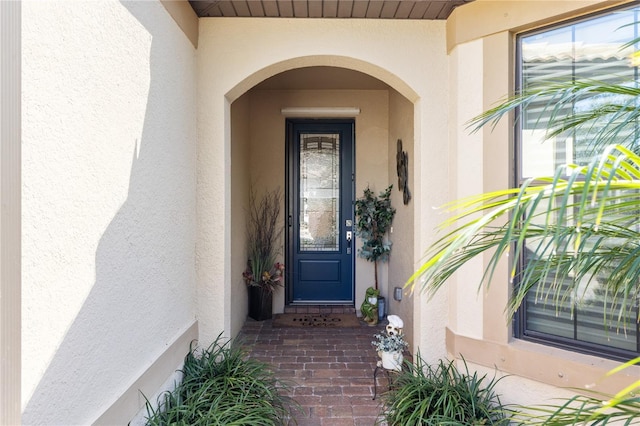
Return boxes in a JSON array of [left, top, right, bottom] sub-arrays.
[[272, 313, 361, 328]]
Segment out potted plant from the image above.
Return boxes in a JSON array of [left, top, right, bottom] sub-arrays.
[[355, 185, 396, 320], [371, 330, 408, 371], [243, 187, 284, 321]]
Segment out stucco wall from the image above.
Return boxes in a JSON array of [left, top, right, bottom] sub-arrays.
[[447, 38, 485, 339], [197, 18, 450, 361], [230, 94, 251, 338], [387, 90, 415, 350], [21, 1, 197, 423], [446, 0, 640, 405], [352, 92, 392, 305]]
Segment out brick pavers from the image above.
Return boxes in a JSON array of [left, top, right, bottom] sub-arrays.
[[238, 318, 389, 426]]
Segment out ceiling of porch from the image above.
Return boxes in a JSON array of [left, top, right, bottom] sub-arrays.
[[188, 0, 473, 20], [253, 66, 390, 90]]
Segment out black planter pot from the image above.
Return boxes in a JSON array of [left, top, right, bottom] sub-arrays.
[[248, 286, 273, 321]]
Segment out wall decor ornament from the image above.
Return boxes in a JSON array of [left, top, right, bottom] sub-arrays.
[[396, 139, 411, 205]]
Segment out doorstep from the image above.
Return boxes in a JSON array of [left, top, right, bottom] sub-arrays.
[[283, 305, 357, 315]]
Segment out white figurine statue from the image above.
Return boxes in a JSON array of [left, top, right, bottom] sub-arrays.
[[374, 315, 406, 371], [386, 314, 404, 337]]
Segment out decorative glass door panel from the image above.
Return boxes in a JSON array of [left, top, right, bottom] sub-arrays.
[[299, 134, 340, 252], [286, 120, 354, 304]]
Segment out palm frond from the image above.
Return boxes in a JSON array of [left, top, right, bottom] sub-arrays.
[[408, 145, 640, 326], [470, 80, 640, 154], [510, 391, 640, 425]]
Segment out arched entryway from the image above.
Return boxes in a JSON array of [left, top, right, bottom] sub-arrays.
[[196, 18, 451, 361], [227, 63, 417, 349]]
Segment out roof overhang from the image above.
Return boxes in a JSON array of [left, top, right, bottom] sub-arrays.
[[189, 0, 473, 20]]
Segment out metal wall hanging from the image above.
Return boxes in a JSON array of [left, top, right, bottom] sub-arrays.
[[396, 139, 411, 205]]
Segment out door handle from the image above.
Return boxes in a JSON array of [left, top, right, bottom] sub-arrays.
[[346, 231, 352, 242]]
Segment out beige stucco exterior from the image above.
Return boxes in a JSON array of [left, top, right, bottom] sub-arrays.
[[2, 0, 639, 423], [446, 0, 640, 404], [196, 17, 448, 353], [20, 1, 198, 424]]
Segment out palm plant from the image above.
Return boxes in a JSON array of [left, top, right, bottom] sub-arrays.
[[410, 143, 640, 324], [407, 44, 640, 424], [409, 81, 640, 327]]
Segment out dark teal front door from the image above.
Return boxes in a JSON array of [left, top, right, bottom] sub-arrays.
[[286, 119, 355, 304]]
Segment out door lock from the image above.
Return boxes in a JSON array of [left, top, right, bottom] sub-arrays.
[[346, 231, 352, 254]]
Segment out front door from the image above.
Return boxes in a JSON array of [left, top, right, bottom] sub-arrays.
[[286, 119, 355, 304]]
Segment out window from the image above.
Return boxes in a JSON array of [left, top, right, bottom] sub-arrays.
[[516, 5, 640, 360]]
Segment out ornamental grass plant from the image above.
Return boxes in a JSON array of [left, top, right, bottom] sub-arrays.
[[244, 187, 284, 293], [144, 335, 299, 425], [381, 354, 510, 426]]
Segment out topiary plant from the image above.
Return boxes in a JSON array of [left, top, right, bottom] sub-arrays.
[[355, 185, 396, 290]]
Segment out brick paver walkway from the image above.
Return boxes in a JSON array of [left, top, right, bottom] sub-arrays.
[[238, 318, 389, 426]]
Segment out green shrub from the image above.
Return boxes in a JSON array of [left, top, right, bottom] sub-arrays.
[[510, 389, 640, 425], [382, 354, 510, 425], [144, 335, 298, 425]]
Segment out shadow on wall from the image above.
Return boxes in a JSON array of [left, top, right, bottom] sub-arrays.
[[23, 3, 196, 423]]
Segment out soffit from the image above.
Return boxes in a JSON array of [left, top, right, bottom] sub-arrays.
[[189, 0, 472, 19]]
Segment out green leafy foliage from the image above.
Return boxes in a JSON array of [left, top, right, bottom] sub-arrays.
[[355, 185, 396, 289], [371, 331, 408, 352], [436, 76, 640, 325], [408, 144, 640, 327], [510, 357, 640, 425], [144, 335, 299, 425], [510, 391, 640, 425], [382, 354, 510, 425], [470, 80, 640, 156], [406, 42, 640, 424]]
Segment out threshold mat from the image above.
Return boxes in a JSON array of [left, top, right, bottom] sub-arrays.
[[272, 313, 361, 328]]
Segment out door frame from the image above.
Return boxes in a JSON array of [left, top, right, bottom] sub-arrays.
[[285, 118, 356, 305]]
